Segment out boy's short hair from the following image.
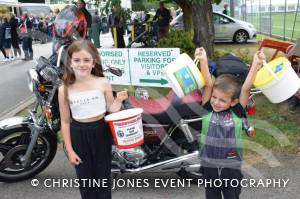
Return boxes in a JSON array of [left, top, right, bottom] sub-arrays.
[[213, 74, 242, 100]]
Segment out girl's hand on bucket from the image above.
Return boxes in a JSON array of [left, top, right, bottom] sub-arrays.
[[194, 47, 207, 63], [67, 150, 82, 165], [116, 90, 128, 102]]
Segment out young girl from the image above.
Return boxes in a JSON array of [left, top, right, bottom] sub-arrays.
[[58, 39, 127, 199]]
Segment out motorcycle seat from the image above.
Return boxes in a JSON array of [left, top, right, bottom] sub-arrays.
[[124, 90, 205, 124]]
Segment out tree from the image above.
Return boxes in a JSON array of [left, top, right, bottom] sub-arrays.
[[173, 0, 193, 33], [148, 0, 221, 58], [174, 0, 221, 58], [191, 0, 215, 58]]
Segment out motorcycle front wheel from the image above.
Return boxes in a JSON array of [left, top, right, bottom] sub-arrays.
[[0, 127, 57, 182]]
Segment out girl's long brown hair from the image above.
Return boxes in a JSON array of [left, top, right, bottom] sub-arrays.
[[63, 39, 104, 87]]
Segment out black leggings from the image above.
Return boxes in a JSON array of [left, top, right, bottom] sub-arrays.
[[70, 119, 112, 199], [202, 167, 243, 199], [11, 38, 21, 57]]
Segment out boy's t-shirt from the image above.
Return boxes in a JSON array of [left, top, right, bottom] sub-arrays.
[[200, 102, 246, 169]]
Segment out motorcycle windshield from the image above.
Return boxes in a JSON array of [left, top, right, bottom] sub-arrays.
[[54, 5, 79, 38]]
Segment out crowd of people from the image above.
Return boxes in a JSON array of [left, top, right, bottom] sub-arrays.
[[0, 9, 60, 62]]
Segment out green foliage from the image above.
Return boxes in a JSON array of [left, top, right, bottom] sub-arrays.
[[235, 48, 251, 63], [132, 0, 147, 11], [119, 8, 132, 21], [213, 0, 222, 4], [102, 0, 122, 13], [158, 30, 195, 57], [246, 96, 300, 152], [132, 0, 177, 11], [100, 0, 131, 21], [192, 0, 222, 4]]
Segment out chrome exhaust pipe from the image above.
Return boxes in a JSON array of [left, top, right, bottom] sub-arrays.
[[183, 164, 201, 172], [111, 151, 200, 174]]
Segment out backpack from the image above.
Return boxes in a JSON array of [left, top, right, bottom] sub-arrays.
[[19, 23, 27, 33], [5, 27, 11, 39], [214, 54, 249, 83]]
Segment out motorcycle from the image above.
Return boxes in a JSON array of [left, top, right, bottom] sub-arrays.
[[0, 5, 261, 183], [0, 56, 260, 183], [127, 17, 158, 48]]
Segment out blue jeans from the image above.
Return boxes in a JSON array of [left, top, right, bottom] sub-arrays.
[[22, 37, 33, 59]]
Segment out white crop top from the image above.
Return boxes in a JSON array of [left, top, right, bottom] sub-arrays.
[[68, 90, 106, 120]]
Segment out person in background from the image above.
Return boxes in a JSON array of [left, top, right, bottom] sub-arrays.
[[92, 10, 101, 26], [0, 18, 9, 62], [108, 6, 118, 46], [143, 10, 151, 23], [54, 8, 60, 18], [153, 1, 172, 39], [1, 17, 14, 61], [19, 13, 33, 61], [223, 4, 229, 15], [114, 15, 125, 48], [51, 8, 60, 53], [38, 17, 48, 44], [76, 0, 92, 37], [9, 13, 21, 59], [100, 13, 109, 34], [93, 9, 102, 47]]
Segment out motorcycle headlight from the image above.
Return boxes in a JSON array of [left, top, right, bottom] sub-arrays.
[[27, 69, 39, 92], [40, 67, 60, 83], [36, 56, 60, 83]]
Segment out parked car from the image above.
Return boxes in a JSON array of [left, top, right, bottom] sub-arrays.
[[170, 11, 257, 43]]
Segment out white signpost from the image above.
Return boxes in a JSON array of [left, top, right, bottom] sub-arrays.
[[99, 48, 180, 87], [129, 48, 180, 87]]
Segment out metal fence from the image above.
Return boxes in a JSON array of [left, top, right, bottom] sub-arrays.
[[220, 0, 300, 41]]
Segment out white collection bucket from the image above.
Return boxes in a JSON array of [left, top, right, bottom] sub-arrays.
[[254, 57, 300, 103], [105, 108, 144, 149], [163, 53, 205, 98]]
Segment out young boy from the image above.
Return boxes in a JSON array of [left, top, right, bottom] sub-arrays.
[[195, 47, 265, 199]]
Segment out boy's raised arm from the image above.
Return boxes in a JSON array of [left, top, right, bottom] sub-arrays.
[[240, 50, 265, 108], [194, 47, 213, 105]]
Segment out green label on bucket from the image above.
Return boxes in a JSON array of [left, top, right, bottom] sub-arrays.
[[173, 66, 197, 94], [274, 63, 284, 73]]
